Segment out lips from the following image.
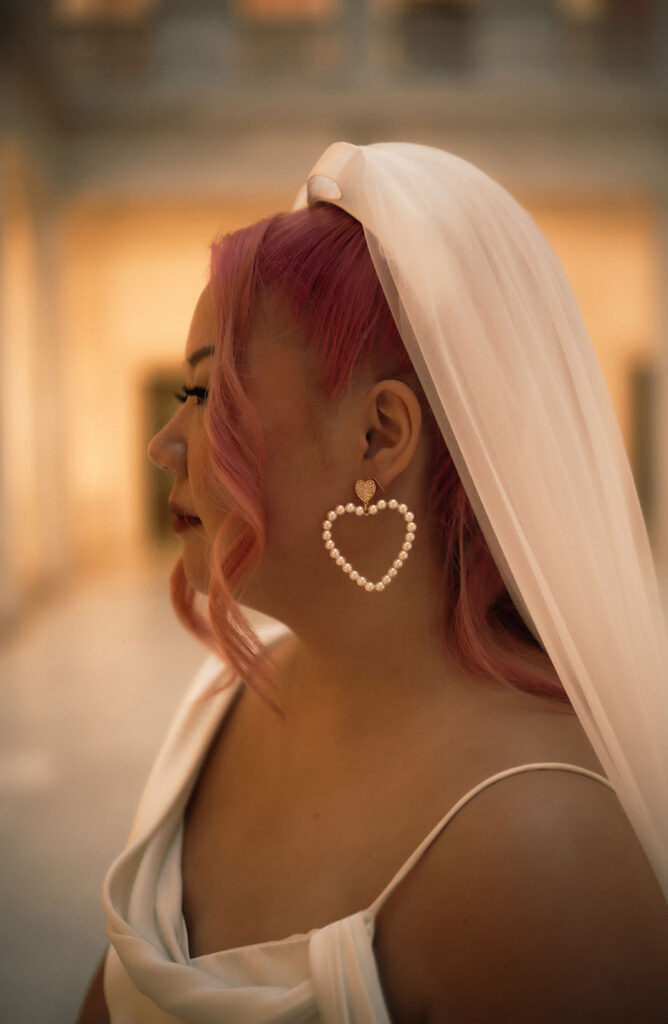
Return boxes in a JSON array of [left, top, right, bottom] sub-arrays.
[[168, 502, 201, 526]]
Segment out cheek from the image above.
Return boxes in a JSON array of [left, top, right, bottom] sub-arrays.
[[189, 443, 225, 530], [263, 444, 331, 556]]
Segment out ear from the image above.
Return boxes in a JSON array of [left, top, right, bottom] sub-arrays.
[[360, 379, 423, 486]]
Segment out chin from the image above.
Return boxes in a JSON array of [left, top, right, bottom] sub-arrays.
[[181, 549, 210, 596]]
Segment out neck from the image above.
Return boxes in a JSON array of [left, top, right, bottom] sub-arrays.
[[258, 571, 479, 748]]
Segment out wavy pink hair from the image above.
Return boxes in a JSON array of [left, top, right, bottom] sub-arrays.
[[170, 202, 574, 717]]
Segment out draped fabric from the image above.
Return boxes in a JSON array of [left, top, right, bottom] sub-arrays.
[[291, 141, 668, 901], [102, 624, 615, 1023], [101, 626, 392, 1023]]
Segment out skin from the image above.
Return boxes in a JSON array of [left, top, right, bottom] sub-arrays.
[[147, 281, 484, 739], [81, 281, 668, 1022], [75, 957, 108, 1024]]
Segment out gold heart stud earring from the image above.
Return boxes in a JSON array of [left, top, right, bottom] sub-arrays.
[[321, 477, 417, 592]]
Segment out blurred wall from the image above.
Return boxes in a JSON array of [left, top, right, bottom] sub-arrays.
[[58, 198, 285, 566], [1, 0, 667, 625], [0, 137, 67, 620], [529, 194, 659, 445]]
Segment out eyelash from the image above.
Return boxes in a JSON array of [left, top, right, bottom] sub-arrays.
[[174, 385, 209, 406]]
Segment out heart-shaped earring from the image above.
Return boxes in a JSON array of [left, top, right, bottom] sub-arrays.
[[321, 477, 417, 592]]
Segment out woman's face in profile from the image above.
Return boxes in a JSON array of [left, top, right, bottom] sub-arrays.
[[147, 283, 221, 593], [147, 282, 345, 605]]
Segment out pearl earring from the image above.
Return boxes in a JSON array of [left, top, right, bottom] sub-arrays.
[[321, 477, 417, 592]]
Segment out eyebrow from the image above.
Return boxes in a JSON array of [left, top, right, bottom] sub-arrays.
[[184, 345, 215, 369]]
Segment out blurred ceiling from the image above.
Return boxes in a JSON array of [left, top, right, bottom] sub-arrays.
[[1, 0, 665, 133], [0, 1, 665, 204]]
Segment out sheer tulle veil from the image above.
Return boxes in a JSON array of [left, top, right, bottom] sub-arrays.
[[291, 141, 668, 902]]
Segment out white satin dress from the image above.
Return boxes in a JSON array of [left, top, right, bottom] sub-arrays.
[[102, 622, 615, 1023]]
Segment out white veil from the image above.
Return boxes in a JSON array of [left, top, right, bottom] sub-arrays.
[[291, 141, 668, 902]]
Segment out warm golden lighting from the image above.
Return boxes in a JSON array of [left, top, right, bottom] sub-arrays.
[[51, 0, 157, 22], [554, 0, 608, 22], [526, 195, 657, 450], [59, 197, 287, 566], [236, 0, 340, 22]]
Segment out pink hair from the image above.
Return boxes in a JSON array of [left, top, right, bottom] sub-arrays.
[[170, 202, 574, 717]]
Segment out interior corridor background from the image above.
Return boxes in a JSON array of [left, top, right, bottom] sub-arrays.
[[2, 2, 667, 1020]]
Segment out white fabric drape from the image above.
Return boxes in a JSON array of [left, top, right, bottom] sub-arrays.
[[291, 141, 668, 901], [102, 632, 394, 1023]]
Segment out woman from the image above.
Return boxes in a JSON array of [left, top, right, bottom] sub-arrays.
[[78, 142, 668, 1023]]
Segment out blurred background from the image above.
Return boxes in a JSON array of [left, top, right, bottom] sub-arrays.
[[1, 0, 667, 1020]]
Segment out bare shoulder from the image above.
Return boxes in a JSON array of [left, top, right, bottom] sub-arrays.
[[373, 767, 668, 1023]]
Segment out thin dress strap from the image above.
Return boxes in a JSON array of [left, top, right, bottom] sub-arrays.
[[366, 761, 615, 918]]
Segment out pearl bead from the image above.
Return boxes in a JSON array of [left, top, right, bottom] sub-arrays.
[[324, 496, 417, 591]]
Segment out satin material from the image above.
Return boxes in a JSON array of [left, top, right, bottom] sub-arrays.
[[103, 624, 615, 1023]]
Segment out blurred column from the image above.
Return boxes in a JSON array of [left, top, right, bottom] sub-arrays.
[[0, 140, 68, 625], [656, 0, 668, 599], [32, 182, 69, 587], [654, 187, 668, 591], [0, 146, 20, 622]]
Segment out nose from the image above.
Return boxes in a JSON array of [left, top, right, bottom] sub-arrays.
[[148, 419, 187, 477]]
